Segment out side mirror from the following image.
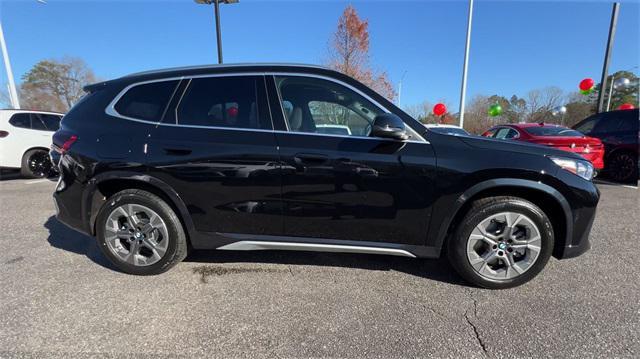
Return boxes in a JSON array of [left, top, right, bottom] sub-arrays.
[[371, 113, 409, 140]]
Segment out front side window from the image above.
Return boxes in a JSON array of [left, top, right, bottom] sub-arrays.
[[8, 113, 31, 129], [29, 114, 61, 131], [114, 80, 179, 122], [275, 76, 382, 137], [593, 118, 622, 133], [177, 76, 269, 130]]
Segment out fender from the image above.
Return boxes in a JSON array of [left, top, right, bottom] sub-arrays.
[[82, 171, 197, 240], [433, 178, 573, 253]]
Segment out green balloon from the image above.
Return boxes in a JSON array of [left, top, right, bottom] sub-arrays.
[[580, 88, 594, 95], [488, 103, 503, 117]]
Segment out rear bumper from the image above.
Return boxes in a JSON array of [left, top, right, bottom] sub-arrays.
[[52, 156, 92, 236]]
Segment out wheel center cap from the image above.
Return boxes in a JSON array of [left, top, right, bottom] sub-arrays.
[[498, 243, 507, 250], [134, 232, 142, 238]]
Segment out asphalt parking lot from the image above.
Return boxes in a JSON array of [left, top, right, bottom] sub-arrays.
[[0, 172, 638, 358]]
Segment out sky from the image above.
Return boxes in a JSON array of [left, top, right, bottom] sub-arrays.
[[1, 0, 639, 111]]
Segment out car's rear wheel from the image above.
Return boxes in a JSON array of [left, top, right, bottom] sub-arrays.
[[607, 151, 637, 183], [20, 149, 52, 178], [95, 189, 187, 275], [448, 196, 554, 289]]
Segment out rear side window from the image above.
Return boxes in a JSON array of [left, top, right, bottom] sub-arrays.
[[114, 80, 179, 122], [8, 113, 32, 129], [177, 76, 270, 130]]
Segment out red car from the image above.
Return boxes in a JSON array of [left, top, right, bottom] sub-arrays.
[[482, 123, 605, 170]]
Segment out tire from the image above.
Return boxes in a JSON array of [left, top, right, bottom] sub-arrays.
[[95, 189, 188, 275], [447, 196, 554, 289], [20, 149, 52, 178], [606, 151, 637, 183]]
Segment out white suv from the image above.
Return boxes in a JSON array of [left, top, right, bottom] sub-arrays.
[[0, 109, 63, 178]]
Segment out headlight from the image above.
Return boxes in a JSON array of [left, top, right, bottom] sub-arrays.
[[550, 156, 595, 181]]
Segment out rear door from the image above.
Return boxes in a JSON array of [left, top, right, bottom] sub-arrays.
[[144, 75, 283, 237]]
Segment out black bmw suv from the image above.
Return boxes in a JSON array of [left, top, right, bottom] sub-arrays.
[[52, 64, 599, 289]]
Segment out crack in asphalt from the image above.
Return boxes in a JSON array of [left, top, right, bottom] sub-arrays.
[[465, 289, 489, 356]]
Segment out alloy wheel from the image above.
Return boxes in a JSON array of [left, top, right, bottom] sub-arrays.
[[466, 212, 542, 280], [28, 151, 52, 178], [104, 204, 169, 266], [608, 153, 635, 182]]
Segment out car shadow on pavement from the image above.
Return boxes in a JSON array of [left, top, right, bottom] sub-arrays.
[[186, 249, 467, 286], [44, 216, 117, 271], [43, 215, 465, 285]]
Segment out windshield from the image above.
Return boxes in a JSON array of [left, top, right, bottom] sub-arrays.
[[524, 126, 584, 137]]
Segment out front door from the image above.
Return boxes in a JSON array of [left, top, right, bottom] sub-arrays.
[[268, 75, 436, 246]]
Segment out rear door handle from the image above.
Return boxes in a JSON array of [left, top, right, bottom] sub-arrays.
[[294, 153, 329, 165], [164, 148, 192, 156]]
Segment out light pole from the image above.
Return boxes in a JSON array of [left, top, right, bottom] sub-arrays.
[[0, 22, 20, 109], [458, 0, 474, 129], [605, 65, 637, 112], [597, 2, 620, 113], [195, 0, 239, 64], [397, 70, 407, 108]]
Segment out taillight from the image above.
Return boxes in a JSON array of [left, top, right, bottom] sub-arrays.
[[60, 135, 78, 154], [0, 130, 8, 138]]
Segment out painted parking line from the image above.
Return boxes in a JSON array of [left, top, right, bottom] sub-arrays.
[[595, 179, 638, 189], [25, 179, 50, 184]]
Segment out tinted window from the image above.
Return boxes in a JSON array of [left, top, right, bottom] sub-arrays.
[[177, 76, 269, 129], [593, 118, 623, 133], [524, 126, 583, 137], [8, 113, 31, 129], [40, 114, 62, 131], [275, 76, 382, 137], [28, 113, 60, 131], [115, 80, 179, 122], [31, 116, 47, 130], [573, 117, 598, 134]]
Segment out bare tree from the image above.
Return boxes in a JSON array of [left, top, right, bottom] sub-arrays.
[[20, 57, 96, 112], [327, 5, 396, 101]]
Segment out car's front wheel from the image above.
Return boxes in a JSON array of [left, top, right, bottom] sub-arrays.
[[95, 189, 188, 275], [448, 196, 554, 289]]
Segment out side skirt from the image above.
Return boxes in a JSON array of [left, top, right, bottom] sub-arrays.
[[191, 232, 440, 259]]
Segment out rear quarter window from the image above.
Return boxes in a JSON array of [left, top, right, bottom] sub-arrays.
[[8, 113, 32, 129], [114, 80, 179, 122]]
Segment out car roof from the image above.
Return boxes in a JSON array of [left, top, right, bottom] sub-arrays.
[[84, 63, 353, 93], [123, 63, 331, 78]]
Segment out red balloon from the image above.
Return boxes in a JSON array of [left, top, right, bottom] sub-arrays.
[[433, 103, 447, 116], [618, 103, 635, 110], [579, 78, 595, 91], [227, 106, 239, 117]]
